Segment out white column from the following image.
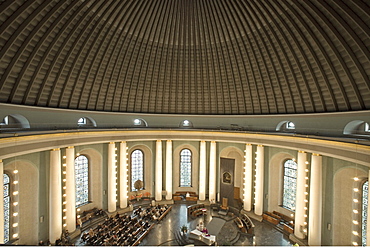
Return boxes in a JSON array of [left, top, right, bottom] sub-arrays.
[[243, 144, 253, 211], [119, 141, 128, 208], [308, 153, 322, 246], [367, 169, 370, 246], [49, 148, 62, 243], [107, 142, 116, 212], [165, 140, 173, 200], [294, 151, 308, 239], [0, 160, 4, 244], [209, 141, 217, 203], [254, 145, 264, 215], [155, 140, 163, 201], [65, 147, 76, 232], [199, 141, 207, 201]]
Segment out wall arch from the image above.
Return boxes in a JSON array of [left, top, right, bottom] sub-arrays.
[[219, 146, 244, 199], [76, 147, 103, 211], [128, 144, 153, 198], [1, 114, 30, 129], [4, 160, 38, 245], [333, 166, 367, 245], [268, 152, 295, 214], [343, 120, 369, 135], [173, 143, 199, 194]]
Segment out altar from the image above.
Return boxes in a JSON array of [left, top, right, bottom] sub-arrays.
[[189, 229, 216, 246]]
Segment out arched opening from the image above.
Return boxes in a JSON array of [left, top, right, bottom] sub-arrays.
[[77, 117, 97, 128], [0, 114, 30, 129]]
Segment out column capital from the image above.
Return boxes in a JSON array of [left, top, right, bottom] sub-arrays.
[[120, 141, 126, 144], [0, 159, 2, 163], [166, 140, 172, 143], [109, 142, 115, 144], [67, 146, 74, 149], [312, 153, 321, 156], [200, 140, 206, 143], [257, 144, 263, 147], [245, 143, 252, 146], [51, 148, 60, 151], [298, 150, 306, 153]]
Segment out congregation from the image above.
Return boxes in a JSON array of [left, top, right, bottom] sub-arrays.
[[80, 204, 171, 246]]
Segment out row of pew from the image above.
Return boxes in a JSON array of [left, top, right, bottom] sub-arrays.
[[263, 211, 294, 234], [234, 213, 254, 234]]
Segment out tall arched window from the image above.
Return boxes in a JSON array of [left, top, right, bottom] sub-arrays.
[[282, 159, 298, 211], [131, 150, 144, 191], [362, 180, 368, 246], [180, 149, 192, 187], [3, 174, 10, 243], [75, 155, 89, 207]]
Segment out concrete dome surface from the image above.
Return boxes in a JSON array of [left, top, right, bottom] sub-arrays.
[[0, 0, 369, 114]]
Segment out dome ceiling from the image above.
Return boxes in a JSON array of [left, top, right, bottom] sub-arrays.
[[0, 0, 369, 115]]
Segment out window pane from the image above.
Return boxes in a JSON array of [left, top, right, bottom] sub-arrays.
[[180, 149, 192, 187], [75, 155, 89, 207], [362, 181, 368, 246], [282, 159, 298, 211], [3, 174, 10, 243], [131, 150, 144, 191]]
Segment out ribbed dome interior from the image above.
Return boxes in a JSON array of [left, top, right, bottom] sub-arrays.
[[0, 0, 369, 114]]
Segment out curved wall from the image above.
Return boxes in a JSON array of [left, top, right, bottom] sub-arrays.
[[1, 103, 370, 139], [0, 128, 369, 245]]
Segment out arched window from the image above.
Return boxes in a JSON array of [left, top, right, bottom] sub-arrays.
[[286, 121, 295, 129], [3, 174, 10, 243], [362, 180, 368, 246], [180, 149, 192, 187], [282, 159, 298, 211], [131, 150, 144, 191], [75, 155, 89, 207]]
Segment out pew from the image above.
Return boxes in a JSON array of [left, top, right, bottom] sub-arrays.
[[240, 214, 255, 234], [263, 213, 280, 225], [187, 204, 205, 217]]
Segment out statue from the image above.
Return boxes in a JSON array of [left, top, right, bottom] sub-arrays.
[[134, 180, 144, 201]]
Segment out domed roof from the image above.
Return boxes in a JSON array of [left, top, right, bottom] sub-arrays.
[[0, 0, 369, 115]]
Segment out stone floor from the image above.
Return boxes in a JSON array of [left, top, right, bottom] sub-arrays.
[[138, 202, 293, 246], [75, 201, 294, 246]]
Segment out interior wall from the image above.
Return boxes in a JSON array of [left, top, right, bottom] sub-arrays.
[[128, 144, 153, 198], [4, 160, 38, 245], [172, 143, 199, 194], [219, 145, 244, 199], [77, 147, 103, 211], [333, 166, 367, 245], [268, 151, 296, 215]]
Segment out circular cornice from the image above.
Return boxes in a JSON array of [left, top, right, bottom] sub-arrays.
[[0, 130, 369, 167]]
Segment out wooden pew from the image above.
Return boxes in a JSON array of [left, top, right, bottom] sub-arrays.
[[263, 213, 280, 225], [187, 204, 205, 217], [241, 214, 254, 234], [234, 217, 245, 232], [272, 211, 294, 224]]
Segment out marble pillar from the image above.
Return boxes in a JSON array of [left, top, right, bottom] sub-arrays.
[[294, 151, 308, 239], [165, 140, 173, 200], [243, 144, 253, 211], [155, 140, 163, 201], [49, 149, 62, 243], [254, 145, 264, 216], [65, 147, 76, 232], [119, 141, 128, 208], [308, 153, 322, 246], [107, 142, 116, 212], [199, 141, 207, 201], [209, 141, 217, 202]]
